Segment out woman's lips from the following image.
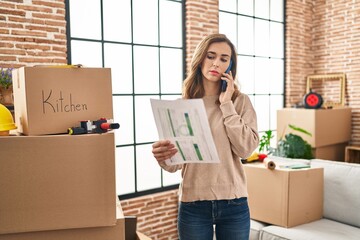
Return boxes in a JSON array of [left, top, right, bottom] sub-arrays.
[[209, 70, 219, 76]]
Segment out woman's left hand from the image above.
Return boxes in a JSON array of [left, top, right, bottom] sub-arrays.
[[219, 71, 235, 103]]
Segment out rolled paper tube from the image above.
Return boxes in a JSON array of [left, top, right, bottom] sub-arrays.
[[264, 158, 276, 170]]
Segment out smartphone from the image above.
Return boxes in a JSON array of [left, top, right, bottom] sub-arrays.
[[221, 59, 233, 92]]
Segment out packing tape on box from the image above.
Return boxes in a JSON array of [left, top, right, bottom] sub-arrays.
[[264, 158, 276, 170]]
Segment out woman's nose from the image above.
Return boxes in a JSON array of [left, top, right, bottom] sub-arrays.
[[212, 59, 220, 67]]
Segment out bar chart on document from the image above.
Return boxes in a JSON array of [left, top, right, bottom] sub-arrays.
[[150, 98, 220, 165]]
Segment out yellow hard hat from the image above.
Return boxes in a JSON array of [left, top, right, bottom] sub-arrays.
[[0, 103, 17, 132]]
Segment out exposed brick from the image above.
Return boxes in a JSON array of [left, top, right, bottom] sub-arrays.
[[32, 0, 65, 9], [0, 9, 25, 17], [0, 49, 26, 55], [18, 57, 58, 63], [1, 0, 23, 3], [0, 55, 17, 62], [0, 42, 14, 48], [0, 1, 17, 8], [16, 5, 53, 13], [15, 43, 51, 50], [0, 21, 24, 28], [0, 28, 10, 34], [32, 12, 64, 21], [45, 19, 66, 27], [34, 38, 65, 45], [11, 29, 47, 37]]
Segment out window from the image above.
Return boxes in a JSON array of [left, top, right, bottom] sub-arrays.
[[219, 0, 285, 145], [66, 0, 184, 198]]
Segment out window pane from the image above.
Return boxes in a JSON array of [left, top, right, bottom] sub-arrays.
[[136, 144, 162, 191], [220, 0, 284, 166], [270, 22, 284, 58], [160, 0, 182, 47], [255, 0, 269, 19], [113, 96, 134, 145], [238, 56, 254, 94], [254, 57, 270, 94], [134, 46, 159, 94], [163, 169, 181, 187], [270, 0, 284, 22], [116, 146, 135, 195], [237, 16, 254, 55], [67, 0, 184, 197], [160, 48, 183, 94], [219, 0, 237, 12], [219, 12, 237, 49], [104, 43, 133, 94], [254, 19, 269, 57], [133, 0, 158, 45], [238, 0, 254, 16], [69, 0, 101, 40], [269, 95, 283, 130], [71, 40, 102, 67], [269, 59, 284, 94], [135, 96, 159, 143], [254, 95, 270, 132], [103, 0, 131, 42]]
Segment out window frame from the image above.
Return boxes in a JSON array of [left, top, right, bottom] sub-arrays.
[[65, 0, 185, 200], [219, 0, 286, 145]]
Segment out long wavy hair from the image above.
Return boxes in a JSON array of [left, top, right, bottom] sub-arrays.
[[182, 33, 240, 102]]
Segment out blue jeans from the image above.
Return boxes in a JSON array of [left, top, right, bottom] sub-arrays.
[[178, 197, 250, 240]]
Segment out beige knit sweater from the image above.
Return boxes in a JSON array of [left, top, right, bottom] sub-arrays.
[[159, 93, 259, 202]]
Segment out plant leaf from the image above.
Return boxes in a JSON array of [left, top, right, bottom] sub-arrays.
[[288, 124, 312, 137]]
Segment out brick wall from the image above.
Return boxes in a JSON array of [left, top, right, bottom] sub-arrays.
[[185, 0, 219, 70], [285, 0, 314, 105], [121, 190, 179, 240], [286, 0, 360, 145], [0, 0, 67, 68]]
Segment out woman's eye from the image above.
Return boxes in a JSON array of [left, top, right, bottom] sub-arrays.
[[207, 55, 215, 60], [221, 59, 228, 62]]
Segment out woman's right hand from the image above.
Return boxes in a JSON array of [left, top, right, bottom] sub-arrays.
[[152, 140, 178, 163]]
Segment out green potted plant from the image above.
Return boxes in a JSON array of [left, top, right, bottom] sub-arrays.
[[260, 124, 313, 159], [259, 130, 274, 153], [0, 68, 14, 105]]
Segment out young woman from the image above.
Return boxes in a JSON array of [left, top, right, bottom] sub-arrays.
[[152, 33, 259, 240]]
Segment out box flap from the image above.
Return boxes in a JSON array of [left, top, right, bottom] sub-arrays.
[[136, 231, 152, 240]]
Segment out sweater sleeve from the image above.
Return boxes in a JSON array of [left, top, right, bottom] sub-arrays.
[[158, 161, 183, 173], [220, 94, 259, 159]]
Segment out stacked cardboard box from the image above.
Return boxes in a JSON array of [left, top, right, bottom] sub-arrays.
[[277, 107, 352, 161], [0, 66, 128, 239]]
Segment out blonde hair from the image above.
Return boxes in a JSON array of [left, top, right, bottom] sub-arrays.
[[182, 33, 240, 102]]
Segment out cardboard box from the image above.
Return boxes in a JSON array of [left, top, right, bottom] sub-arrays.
[[0, 218, 152, 240], [137, 231, 153, 240], [125, 216, 137, 240], [345, 145, 360, 163], [12, 66, 113, 135], [244, 164, 324, 228], [0, 133, 116, 234], [313, 142, 348, 161], [0, 218, 125, 240], [277, 107, 351, 148]]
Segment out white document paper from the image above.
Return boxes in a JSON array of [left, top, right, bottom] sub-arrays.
[[150, 98, 220, 165]]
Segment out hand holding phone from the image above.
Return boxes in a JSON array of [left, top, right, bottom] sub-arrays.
[[221, 59, 232, 92]]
